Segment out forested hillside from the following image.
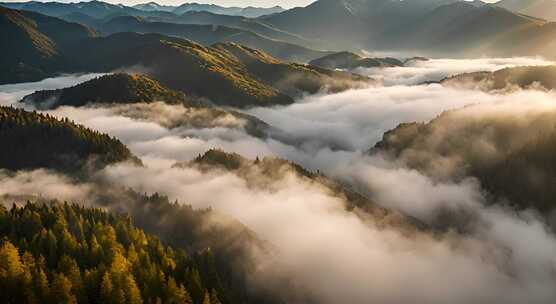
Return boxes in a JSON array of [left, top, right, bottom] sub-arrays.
[[178, 149, 418, 229], [19, 73, 285, 141], [0, 202, 237, 304], [372, 107, 556, 212], [0, 106, 136, 172], [309, 51, 403, 69], [21, 73, 193, 109]]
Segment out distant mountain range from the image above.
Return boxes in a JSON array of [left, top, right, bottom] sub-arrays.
[[0, 0, 145, 18], [379, 2, 556, 57], [99, 15, 330, 62], [0, 1, 323, 61], [261, 0, 469, 48], [3, 0, 556, 62], [0, 1, 285, 18], [132, 1, 177, 12], [261, 0, 556, 58], [133, 2, 285, 18], [170, 2, 285, 18]]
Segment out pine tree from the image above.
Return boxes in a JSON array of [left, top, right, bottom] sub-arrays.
[[50, 273, 77, 304], [123, 274, 143, 304], [187, 268, 204, 303], [202, 290, 211, 304], [32, 268, 50, 303], [100, 272, 114, 304], [0, 241, 29, 303], [165, 277, 192, 304], [58, 255, 87, 304], [210, 289, 222, 304]]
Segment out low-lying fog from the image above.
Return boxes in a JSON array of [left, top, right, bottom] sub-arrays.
[[356, 57, 554, 86], [1, 57, 555, 304]]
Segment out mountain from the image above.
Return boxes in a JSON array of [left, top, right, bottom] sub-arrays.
[[439, 65, 556, 91], [176, 149, 420, 229], [309, 51, 403, 69], [261, 0, 463, 49], [132, 1, 176, 12], [261, 0, 556, 59], [372, 104, 556, 212], [171, 3, 285, 18], [100, 15, 330, 62], [0, 2, 303, 47], [496, 0, 556, 21], [20, 73, 192, 109], [0, 6, 96, 83], [380, 3, 550, 55], [261, 0, 369, 49], [0, 106, 136, 172], [1, 8, 368, 107]]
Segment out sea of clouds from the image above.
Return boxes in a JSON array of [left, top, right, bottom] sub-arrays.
[[1, 58, 555, 304]]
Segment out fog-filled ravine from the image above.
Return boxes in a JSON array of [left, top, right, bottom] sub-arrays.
[[1, 56, 556, 304]]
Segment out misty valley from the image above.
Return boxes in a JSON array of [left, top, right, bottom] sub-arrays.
[[1, 1, 556, 304]]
